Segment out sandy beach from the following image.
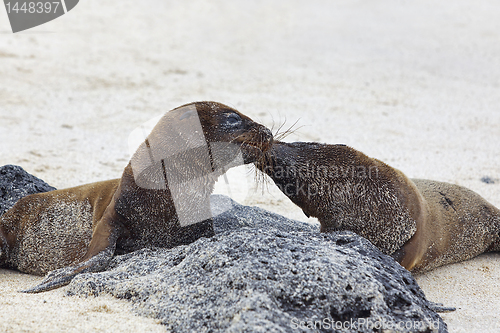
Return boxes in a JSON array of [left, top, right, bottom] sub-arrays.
[[1, 1, 499, 331]]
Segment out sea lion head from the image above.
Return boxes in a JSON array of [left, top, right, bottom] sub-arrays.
[[130, 101, 273, 189], [187, 101, 273, 164]]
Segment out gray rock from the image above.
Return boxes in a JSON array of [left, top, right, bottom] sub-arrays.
[[0, 165, 56, 216], [211, 194, 319, 234], [68, 195, 447, 333]]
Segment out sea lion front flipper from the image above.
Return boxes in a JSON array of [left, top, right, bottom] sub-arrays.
[[21, 200, 123, 293]]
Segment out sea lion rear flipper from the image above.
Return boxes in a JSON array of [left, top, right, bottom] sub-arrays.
[[21, 202, 122, 293]]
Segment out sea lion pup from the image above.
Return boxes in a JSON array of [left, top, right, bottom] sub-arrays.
[[256, 141, 500, 273], [0, 101, 273, 293]]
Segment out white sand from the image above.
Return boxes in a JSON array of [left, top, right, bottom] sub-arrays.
[[1, 1, 499, 331]]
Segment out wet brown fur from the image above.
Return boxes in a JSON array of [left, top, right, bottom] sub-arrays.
[[256, 141, 500, 273], [0, 101, 273, 292]]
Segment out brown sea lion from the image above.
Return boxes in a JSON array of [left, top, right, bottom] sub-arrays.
[[0, 101, 273, 293], [256, 141, 500, 273]]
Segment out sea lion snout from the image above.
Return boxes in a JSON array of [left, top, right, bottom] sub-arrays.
[[236, 125, 273, 164]]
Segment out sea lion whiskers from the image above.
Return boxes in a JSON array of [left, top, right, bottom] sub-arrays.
[[252, 118, 302, 194], [273, 118, 302, 142], [253, 142, 280, 195]]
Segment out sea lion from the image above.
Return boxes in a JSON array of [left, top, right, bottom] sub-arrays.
[[256, 141, 500, 273], [0, 101, 273, 293]]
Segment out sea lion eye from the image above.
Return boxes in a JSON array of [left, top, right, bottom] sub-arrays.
[[224, 113, 242, 126]]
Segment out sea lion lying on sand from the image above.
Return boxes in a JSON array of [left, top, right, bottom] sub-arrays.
[[257, 141, 500, 273]]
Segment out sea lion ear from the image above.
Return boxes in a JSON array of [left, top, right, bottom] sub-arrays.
[[179, 109, 197, 121]]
